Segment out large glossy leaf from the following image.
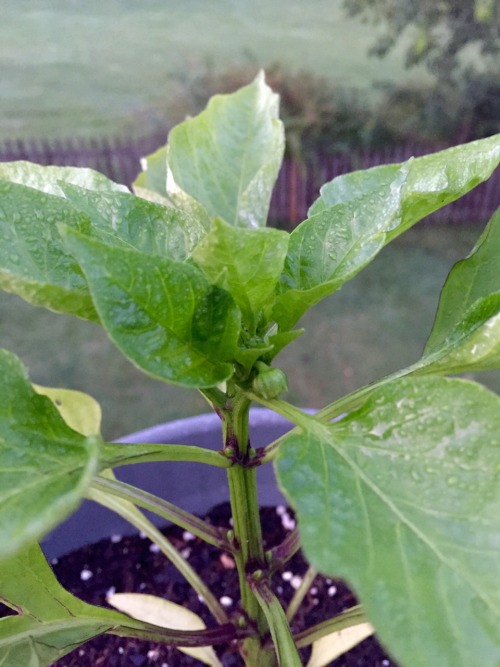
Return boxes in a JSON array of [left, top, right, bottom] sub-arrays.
[[414, 294, 500, 377], [164, 146, 214, 227], [0, 350, 101, 559], [308, 163, 401, 216], [276, 376, 500, 667], [61, 229, 240, 387], [192, 217, 289, 332], [0, 543, 123, 666], [272, 164, 408, 329], [167, 71, 284, 228], [0, 160, 128, 197], [0, 542, 220, 666], [425, 209, 500, 350], [60, 182, 207, 261], [275, 134, 500, 330], [310, 134, 500, 241], [0, 180, 98, 319], [412, 209, 500, 375]]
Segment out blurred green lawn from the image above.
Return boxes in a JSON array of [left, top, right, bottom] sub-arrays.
[[2, 222, 498, 442], [0, 0, 429, 141]]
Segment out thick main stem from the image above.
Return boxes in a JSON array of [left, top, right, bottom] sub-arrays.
[[223, 392, 275, 666]]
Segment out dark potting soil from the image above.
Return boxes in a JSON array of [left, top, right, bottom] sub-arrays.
[[42, 504, 398, 666]]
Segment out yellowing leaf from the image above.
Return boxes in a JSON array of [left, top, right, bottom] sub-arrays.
[[108, 593, 222, 667], [33, 385, 102, 436], [307, 622, 374, 667]]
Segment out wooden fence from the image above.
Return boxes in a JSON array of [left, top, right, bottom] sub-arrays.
[[0, 133, 498, 227], [0, 134, 164, 193]]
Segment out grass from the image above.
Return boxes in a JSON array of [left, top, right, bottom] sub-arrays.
[[2, 222, 498, 442], [0, 0, 430, 142]]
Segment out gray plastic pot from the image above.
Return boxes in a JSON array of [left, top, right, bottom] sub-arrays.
[[41, 408, 295, 559]]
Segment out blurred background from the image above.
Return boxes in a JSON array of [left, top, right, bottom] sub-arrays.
[[1, 0, 499, 440]]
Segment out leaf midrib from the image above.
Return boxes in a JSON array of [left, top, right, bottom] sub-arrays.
[[322, 437, 500, 616]]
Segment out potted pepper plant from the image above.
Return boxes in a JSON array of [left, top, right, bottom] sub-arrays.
[[0, 73, 499, 667]]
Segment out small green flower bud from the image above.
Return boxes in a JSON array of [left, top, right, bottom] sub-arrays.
[[252, 364, 288, 399]]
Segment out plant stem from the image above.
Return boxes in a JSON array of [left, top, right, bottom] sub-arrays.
[[199, 385, 228, 411], [292, 605, 370, 648], [90, 476, 230, 551], [102, 442, 231, 469], [245, 393, 317, 431], [256, 366, 416, 461], [223, 391, 276, 666], [109, 617, 243, 647], [267, 529, 302, 573], [88, 484, 229, 625], [286, 566, 317, 622], [250, 575, 303, 666], [313, 366, 412, 423]]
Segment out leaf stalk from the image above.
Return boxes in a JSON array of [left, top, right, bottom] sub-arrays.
[[89, 476, 230, 551]]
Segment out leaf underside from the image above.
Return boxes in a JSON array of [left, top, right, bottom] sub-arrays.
[[276, 376, 500, 667]]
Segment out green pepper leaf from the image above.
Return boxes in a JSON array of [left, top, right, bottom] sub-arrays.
[[275, 134, 500, 330], [0, 542, 219, 667], [0, 160, 128, 197], [167, 71, 284, 228], [412, 209, 500, 375], [165, 145, 213, 228], [308, 163, 401, 217], [192, 217, 289, 331], [276, 376, 500, 667], [273, 164, 408, 329], [0, 543, 121, 666], [0, 350, 101, 558], [310, 134, 500, 241], [61, 229, 240, 387], [425, 209, 500, 350], [0, 180, 98, 319], [59, 182, 206, 261]]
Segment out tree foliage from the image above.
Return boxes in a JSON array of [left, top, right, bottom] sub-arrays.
[[342, 0, 499, 79]]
